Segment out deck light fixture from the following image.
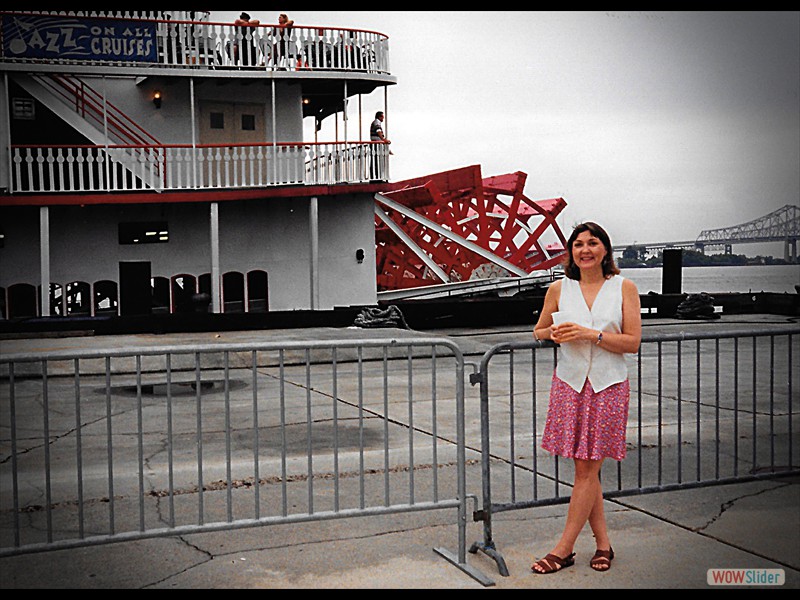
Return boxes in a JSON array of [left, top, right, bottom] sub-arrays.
[[153, 90, 162, 109]]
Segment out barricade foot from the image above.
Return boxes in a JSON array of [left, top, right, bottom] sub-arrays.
[[433, 546, 496, 587], [468, 540, 509, 577]]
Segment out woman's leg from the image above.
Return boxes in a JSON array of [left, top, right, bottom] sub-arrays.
[[587, 474, 611, 551], [546, 458, 604, 559]]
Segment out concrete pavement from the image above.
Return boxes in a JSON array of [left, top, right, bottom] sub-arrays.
[[1, 313, 798, 588], [1, 475, 797, 588]]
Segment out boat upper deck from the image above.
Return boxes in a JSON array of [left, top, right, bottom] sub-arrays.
[[0, 11, 394, 81], [0, 11, 397, 198]]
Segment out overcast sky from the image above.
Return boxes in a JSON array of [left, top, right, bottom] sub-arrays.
[[213, 10, 799, 253]]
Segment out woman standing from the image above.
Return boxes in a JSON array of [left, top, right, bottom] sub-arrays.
[[531, 222, 641, 574]]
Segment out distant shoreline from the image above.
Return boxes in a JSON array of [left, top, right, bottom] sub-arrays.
[[621, 263, 796, 269]]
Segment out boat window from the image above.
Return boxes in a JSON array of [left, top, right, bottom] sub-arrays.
[[119, 221, 169, 244], [11, 98, 35, 120], [210, 111, 225, 129]]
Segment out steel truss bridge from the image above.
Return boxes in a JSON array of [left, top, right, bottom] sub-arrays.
[[617, 204, 799, 261]]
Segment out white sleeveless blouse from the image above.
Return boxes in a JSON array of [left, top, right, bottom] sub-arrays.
[[555, 274, 628, 392]]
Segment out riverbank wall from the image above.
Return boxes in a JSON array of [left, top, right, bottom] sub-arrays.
[[0, 291, 796, 338]]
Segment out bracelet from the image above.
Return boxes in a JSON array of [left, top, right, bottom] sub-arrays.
[[596, 332, 603, 345]]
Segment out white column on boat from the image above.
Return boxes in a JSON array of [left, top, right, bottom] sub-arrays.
[[102, 76, 110, 189], [343, 80, 348, 142], [210, 202, 221, 313], [343, 81, 348, 180], [1, 74, 11, 192], [271, 79, 277, 183], [358, 93, 364, 180], [358, 94, 363, 140], [39, 206, 50, 317], [383, 86, 390, 180], [383, 86, 388, 138], [309, 196, 319, 309], [190, 78, 197, 188]]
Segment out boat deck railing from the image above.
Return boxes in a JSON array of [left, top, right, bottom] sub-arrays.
[[8, 141, 391, 194], [0, 11, 390, 75]]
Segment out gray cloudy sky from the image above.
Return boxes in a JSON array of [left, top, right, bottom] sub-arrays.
[[214, 10, 799, 253]]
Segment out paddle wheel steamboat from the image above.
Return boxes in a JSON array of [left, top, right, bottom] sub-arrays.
[[0, 10, 567, 330]]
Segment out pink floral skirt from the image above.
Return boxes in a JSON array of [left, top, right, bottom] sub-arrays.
[[541, 371, 630, 461]]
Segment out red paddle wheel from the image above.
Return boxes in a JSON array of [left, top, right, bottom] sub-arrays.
[[374, 165, 568, 292]]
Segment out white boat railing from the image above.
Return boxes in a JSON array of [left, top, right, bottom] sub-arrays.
[[9, 142, 391, 193], [0, 11, 390, 75]]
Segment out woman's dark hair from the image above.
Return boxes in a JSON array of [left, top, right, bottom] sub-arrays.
[[562, 221, 620, 280]]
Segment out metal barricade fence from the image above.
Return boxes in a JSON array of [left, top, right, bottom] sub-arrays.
[[2, 326, 797, 585], [468, 326, 799, 577], [0, 336, 491, 583]]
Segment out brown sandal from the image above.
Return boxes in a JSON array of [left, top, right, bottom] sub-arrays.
[[531, 552, 575, 574], [590, 547, 614, 571]]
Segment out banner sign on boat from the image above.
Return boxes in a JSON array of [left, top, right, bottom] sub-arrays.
[[2, 15, 157, 63]]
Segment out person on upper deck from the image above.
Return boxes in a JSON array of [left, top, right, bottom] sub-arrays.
[[530, 221, 641, 575], [370, 111, 390, 144], [230, 12, 260, 66], [369, 111, 391, 179], [303, 28, 331, 68], [235, 12, 261, 27], [271, 13, 295, 69]]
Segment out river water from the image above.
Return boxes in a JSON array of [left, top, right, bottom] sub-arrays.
[[619, 264, 799, 295]]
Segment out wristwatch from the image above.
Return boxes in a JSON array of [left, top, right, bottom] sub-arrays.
[[596, 332, 603, 345]]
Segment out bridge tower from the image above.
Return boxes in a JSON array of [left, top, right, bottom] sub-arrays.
[[697, 204, 799, 263]]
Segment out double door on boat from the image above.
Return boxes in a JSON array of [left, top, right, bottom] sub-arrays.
[[199, 102, 266, 145], [198, 102, 269, 185]]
